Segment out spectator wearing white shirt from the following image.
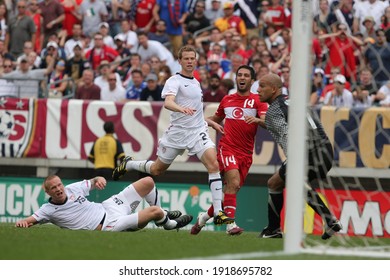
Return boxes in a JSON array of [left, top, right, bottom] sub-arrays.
[[378, 82, 390, 107], [136, 30, 174, 66], [323, 74, 354, 108], [99, 22, 116, 49], [353, 0, 389, 33], [94, 60, 122, 90], [100, 73, 126, 102], [117, 19, 138, 53], [16, 41, 41, 68], [64, 24, 83, 59]]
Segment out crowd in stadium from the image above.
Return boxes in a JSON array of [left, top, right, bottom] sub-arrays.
[[0, 0, 389, 107]]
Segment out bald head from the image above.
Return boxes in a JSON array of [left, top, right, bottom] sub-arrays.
[[261, 73, 283, 89], [257, 73, 283, 103]]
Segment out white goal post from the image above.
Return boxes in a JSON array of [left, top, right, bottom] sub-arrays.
[[284, 0, 312, 253]]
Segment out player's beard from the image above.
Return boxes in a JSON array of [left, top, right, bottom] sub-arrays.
[[237, 83, 250, 93]]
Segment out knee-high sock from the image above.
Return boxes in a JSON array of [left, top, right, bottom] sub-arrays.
[[155, 210, 177, 229], [207, 205, 214, 217], [209, 172, 223, 215], [306, 189, 333, 225], [145, 185, 160, 207], [223, 193, 236, 218], [268, 190, 284, 230], [126, 160, 154, 174]]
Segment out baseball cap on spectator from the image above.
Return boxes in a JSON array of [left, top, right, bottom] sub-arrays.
[[271, 41, 279, 48], [73, 42, 83, 49], [363, 16, 375, 24], [99, 22, 109, 29], [47, 41, 58, 49], [114, 34, 126, 42], [99, 60, 110, 69], [314, 68, 325, 76], [146, 73, 158, 82], [334, 74, 346, 85], [208, 54, 221, 64], [223, 2, 234, 9], [20, 56, 28, 63]]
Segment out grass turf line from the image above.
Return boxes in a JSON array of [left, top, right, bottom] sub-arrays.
[[0, 223, 388, 260]]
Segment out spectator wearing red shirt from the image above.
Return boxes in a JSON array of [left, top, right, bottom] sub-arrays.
[[27, 0, 43, 53], [264, 0, 286, 31], [223, 34, 249, 63], [59, 0, 82, 37], [130, 0, 156, 33], [319, 23, 359, 82], [85, 33, 120, 71]]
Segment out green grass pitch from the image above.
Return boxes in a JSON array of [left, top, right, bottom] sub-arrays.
[[0, 223, 388, 260]]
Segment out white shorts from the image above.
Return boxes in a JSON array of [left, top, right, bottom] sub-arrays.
[[157, 124, 215, 164], [101, 184, 142, 232]]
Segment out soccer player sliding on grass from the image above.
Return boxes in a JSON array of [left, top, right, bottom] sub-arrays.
[[256, 73, 342, 239], [191, 65, 268, 236], [15, 175, 192, 231]]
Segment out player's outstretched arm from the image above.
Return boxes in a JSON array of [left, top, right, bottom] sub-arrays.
[[15, 216, 38, 228]]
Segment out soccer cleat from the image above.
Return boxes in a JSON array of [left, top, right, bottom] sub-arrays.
[[166, 210, 182, 220], [322, 220, 342, 240], [226, 222, 244, 236], [112, 156, 133, 181], [259, 226, 283, 238], [190, 213, 206, 235], [170, 215, 193, 230], [213, 210, 234, 225]]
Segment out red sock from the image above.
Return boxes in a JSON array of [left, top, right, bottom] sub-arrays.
[[223, 193, 236, 218], [207, 205, 214, 217]]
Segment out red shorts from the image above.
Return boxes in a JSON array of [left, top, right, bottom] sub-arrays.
[[217, 147, 252, 187]]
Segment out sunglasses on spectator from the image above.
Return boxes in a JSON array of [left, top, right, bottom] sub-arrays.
[[108, 78, 116, 81], [3, 65, 12, 68]]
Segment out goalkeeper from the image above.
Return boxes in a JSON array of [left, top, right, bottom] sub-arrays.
[[15, 175, 192, 231], [256, 73, 342, 240]]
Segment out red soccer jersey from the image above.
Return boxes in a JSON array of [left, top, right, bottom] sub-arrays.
[[85, 45, 119, 70], [215, 93, 268, 156], [135, 0, 156, 32]]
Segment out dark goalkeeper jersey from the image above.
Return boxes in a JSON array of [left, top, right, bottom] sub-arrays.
[[265, 95, 329, 156]]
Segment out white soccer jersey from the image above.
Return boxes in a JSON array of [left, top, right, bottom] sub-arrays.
[[32, 180, 105, 230], [162, 73, 205, 130]]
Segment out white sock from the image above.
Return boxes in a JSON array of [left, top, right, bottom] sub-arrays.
[[145, 185, 160, 207], [198, 212, 211, 227], [155, 209, 177, 229], [163, 219, 178, 230], [126, 160, 154, 174], [209, 172, 223, 216]]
